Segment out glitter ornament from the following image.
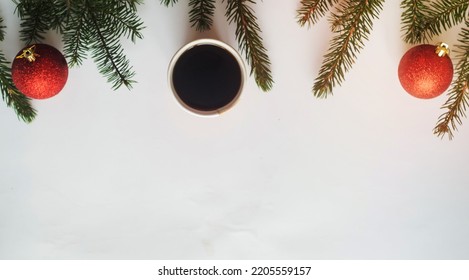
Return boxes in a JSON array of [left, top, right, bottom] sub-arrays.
[[12, 44, 68, 99], [398, 43, 453, 99]]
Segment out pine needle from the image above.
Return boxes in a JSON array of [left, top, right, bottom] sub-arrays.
[[400, 0, 432, 44], [0, 50, 36, 123], [297, 0, 338, 27], [434, 26, 469, 140], [161, 0, 179, 7], [425, 0, 468, 38], [85, 0, 143, 90], [189, 0, 216, 32], [14, 0, 69, 45], [63, 3, 89, 67], [15, 0, 144, 91], [225, 0, 273, 91], [313, 0, 384, 98], [0, 17, 36, 122], [401, 0, 468, 44]]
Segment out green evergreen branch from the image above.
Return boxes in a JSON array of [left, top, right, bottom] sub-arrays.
[[161, 0, 179, 7], [312, 0, 384, 98], [297, 0, 338, 27], [0, 17, 36, 122], [14, 0, 69, 45], [425, 0, 468, 38], [102, 1, 145, 42], [86, 1, 137, 90], [15, 0, 144, 91], [434, 26, 469, 140], [0, 21, 5, 41], [14, 0, 54, 44], [401, 0, 468, 44], [63, 3, 89, 67], [400, 0, 432, 44], [189, 0, 216, 31], [0, 51, 36, 123], [84, 0, 144, 89], [225, 0, 273, 91]]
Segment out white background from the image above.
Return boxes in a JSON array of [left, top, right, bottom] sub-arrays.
[[1, 1, 468, 259]]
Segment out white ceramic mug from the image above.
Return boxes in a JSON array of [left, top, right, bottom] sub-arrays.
[[168, 39, 246, 117]]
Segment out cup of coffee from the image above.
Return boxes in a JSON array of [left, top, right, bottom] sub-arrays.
[[168, 39, 246, 116]]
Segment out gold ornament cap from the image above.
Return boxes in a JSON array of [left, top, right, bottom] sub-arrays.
[[435, 42, 450, 57], [16, 45, 40, 62]]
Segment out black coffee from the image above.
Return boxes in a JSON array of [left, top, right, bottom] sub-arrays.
[[172, 44, 242, 112]]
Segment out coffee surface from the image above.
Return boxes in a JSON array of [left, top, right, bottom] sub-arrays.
[[172, 44, 242, 112]]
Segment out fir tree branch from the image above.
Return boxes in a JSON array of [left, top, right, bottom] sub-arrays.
[[297, 0, 338, 27], [400, 0, 432, 44], [85, 0, 140, 90], [401, 0, 469, 44], [0, 51, 36, 123], [225, 0, 273, 91], [189, 0, 216, 31], [14, 0, 69, 45], [434, 26, 469, 140], [0, 19, 5, 41], [103, 1, 145, 43], [63, 3, 89, 67], [15, 0, 144, 91], [14, 0, 53, 44], [60, 0, 144, 90], [161, 0, 179, 7], [0, 18, 36, 122], [312, 0, 384, 98], [425, 0, 468, 38]]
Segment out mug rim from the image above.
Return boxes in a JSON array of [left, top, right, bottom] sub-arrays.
[[168, 39, 246, 117]]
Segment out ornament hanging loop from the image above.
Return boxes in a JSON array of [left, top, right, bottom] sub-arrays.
[[16, 45, 40, 62], [435, 42, 450, 57]]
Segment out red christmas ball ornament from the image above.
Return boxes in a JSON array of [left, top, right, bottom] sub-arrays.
[[398, 43, 453, 99], [12, 44, 68, 99]]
